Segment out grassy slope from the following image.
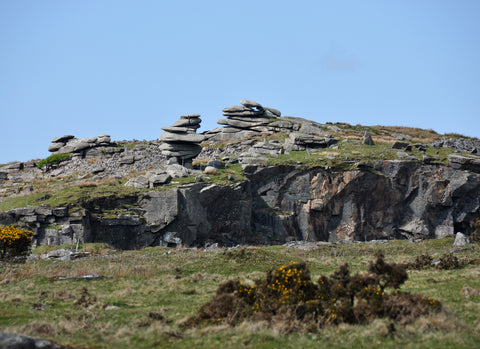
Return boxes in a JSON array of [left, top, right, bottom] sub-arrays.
[[1, 238, 479, 348]]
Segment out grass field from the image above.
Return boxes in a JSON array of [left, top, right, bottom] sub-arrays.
[[1, 237, 479, 348]]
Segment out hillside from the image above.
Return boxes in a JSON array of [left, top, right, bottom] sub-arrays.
[[1, 100, 480, 249]]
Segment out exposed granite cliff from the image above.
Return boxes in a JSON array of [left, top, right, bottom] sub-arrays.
[[1, 160, 479, 249]]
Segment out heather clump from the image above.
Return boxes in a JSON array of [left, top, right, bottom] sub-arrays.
[[186, 251, 441, 332]]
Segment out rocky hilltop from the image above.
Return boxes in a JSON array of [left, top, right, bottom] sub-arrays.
[[1, 100, 480, 249]]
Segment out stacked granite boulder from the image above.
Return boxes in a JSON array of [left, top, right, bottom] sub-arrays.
[[206, 100, 282, 141], [159, 114, 205, 167], [48, 134, 113, 158]]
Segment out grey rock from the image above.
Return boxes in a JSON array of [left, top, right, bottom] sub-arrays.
[[208, 160, 225, 169], [0, 331, 72, 349], [222, 110, 264, 117], [161, 126, 196, 133], [35, 205, 52, 216], [240, 99, 263, 109], [0, 171, 7, 180], [48, 142, 64, 152], [52, 207, 67, 217], [51, 135, 75, 143], [203, 166, 217, 174], [397, 152, 418, 161], [222, 105, 252, 113], [160, 132, 204, 143], [2, 162, 23, 171], [453, 232, 469, 246], [166, 164, 190, 178], [392, 141, 410, 149], [448, 154, 480, 173], [171, 117, 201, 127], [217, 118, 269, 129], [148, 173, 171, 187], [264, 107, 281, 117], [391, 133, 412, 140], [125, 175, 149, 189], [362, 131, 375, 146], [268, 120, 293, 130]]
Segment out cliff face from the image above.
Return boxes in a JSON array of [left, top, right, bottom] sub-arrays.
[[2, 161, 479, 249], [248, 161, 480, 243]]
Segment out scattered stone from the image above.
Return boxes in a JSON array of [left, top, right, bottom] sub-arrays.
[[104, 305, 120, 310], [203, 166, 217, 174]]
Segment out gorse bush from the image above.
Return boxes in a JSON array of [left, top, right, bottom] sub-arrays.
[[186, 251, 441, 332], [0, 226, 34, 261], [37, 153, 71, 170]]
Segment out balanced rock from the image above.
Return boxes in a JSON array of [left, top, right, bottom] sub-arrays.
[[160, 114, 204, 167]]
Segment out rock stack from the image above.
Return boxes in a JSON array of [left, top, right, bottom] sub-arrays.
[[206, 100, 282, 141], [218, 99, 281, 129], [159, 114, 205, 167]]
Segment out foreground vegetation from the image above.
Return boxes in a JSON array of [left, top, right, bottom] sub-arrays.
[[0, 237, 479, 348]]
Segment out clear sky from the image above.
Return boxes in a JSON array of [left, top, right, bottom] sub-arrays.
[[1, 0, 479, 164]]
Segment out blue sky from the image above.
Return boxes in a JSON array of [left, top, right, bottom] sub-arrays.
[[1, 0, 479, 164]]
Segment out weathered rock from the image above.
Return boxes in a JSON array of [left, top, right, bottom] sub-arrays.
[[48, 142, 64, 152], [125, 175, 149, 188], [448, 154, 480, 173], [166, 164, 190, 178], [217, 118, 270, 129], [397, 152, 418, 161], [51, 135, 75, 143], [203, 166, 217, 174], [0, 331, 72, 349], [362, 131, 375, 146], [453, 232, 469, 246], [392, 141, 410, 149], [264, 107, 281, 117], [240, 99, 263, 109]]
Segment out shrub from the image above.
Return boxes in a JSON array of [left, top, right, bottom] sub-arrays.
[[0, 226, 34, 261], [37, 153, 71, 170], [185, 252, 441, 331], [470, 219, 480, 243]]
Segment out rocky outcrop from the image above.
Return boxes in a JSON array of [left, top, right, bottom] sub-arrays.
[[48, 134, 114, 158], [432, 137, 480, 154], [159, 114, 204, 167]]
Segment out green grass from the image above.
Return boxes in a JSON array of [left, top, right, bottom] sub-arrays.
[[0, 238, 479, 348]]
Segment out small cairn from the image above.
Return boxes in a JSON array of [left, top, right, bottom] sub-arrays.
[[159, 114, 205, 168]]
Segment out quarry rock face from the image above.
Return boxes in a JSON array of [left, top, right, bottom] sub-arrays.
[[3, 161, 480, 249]]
